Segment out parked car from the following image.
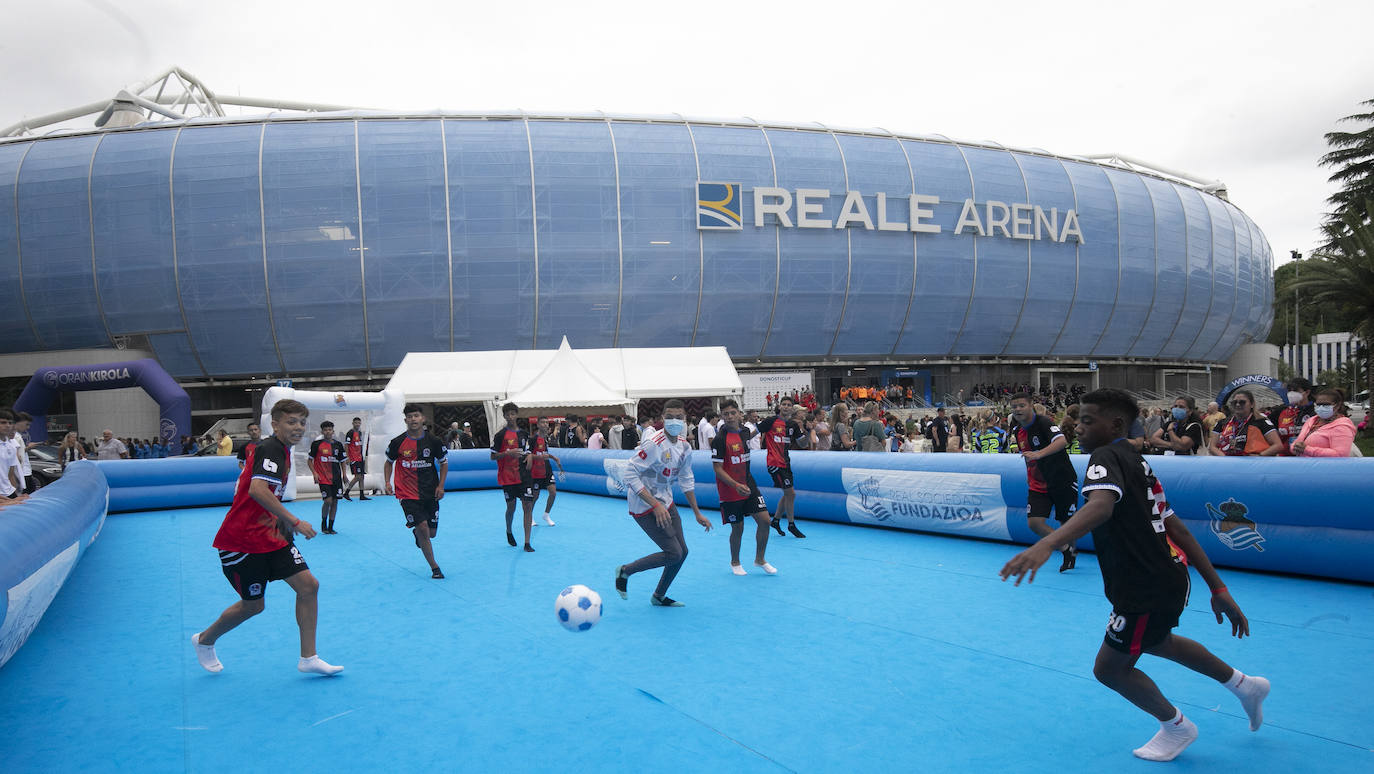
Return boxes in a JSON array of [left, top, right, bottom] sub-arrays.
[[25, 445, 66, 486]]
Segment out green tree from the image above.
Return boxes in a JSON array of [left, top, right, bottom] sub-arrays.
[[1290, 200, 1374, 396], [1321, 98, 1374, 234], [1268, 257, 1363, 346]]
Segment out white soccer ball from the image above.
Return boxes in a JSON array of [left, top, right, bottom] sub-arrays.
[[555, 584, 602, 632]]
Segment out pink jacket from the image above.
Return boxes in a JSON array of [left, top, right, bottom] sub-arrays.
[[1294, 416, 1356, 457]]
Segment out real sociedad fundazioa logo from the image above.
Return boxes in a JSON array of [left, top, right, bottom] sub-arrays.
[[1206, 498, 1265, 552], [697, 182, 743, 230]]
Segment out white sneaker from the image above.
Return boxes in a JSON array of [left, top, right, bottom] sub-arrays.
[[298, 655, 344, 676], [191, 633, 223, 673], [754, 561, 778, 575], [731, 564, 747, 576], [543, 514, 556, 526]]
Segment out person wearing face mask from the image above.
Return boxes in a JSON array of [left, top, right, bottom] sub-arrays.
[[1209, 390, 1280, 457], [1290, 387, 1356, 457], [1150, 397, 1204, 456], [614, 400, 712, 607], [1267, 378, 1315, 456]]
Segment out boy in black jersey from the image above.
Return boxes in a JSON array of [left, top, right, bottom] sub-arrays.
[[308, 421, 345, 534], [759, 396, 805, 539], [341, 416, 371, 501], [1001, 389, 1269, 762], [711, 399, 775, 575], [384, 405, 448, 578], [1009, 393, 1079, 571]]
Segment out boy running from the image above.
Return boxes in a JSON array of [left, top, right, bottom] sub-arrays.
[[530, 418, 564, 527], [711, 399, 775, 575], [192, 399, 342, 676], [490, 402, 536, 552], [759, 396, 806, 538], [384, 405, 448, 578], [1000, 389, 1268, 762], [308, 421, 345, 534], [615, 400, 712, 607], [1009, 392, 1080, 571]]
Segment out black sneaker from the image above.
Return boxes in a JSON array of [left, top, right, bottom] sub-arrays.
[[788, 523, 806, 539], [772, 518, 786, 537], [507, 532, 517, 547], [615, 566, 628, 599], [650, 595, 684, 607], [431, 567, 445, 579], [1059, 547, 1077, 573]]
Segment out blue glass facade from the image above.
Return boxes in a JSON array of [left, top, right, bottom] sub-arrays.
[[0, 116, 1273, 378]]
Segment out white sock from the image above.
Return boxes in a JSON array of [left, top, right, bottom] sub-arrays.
[[298, 654, 344, 676], [191, 633, 223, 673], [1132, 709, 1197, 762], [754, 561, 778, 575], [731, 564, 747, 575], [1224, 670, 1270, 731]]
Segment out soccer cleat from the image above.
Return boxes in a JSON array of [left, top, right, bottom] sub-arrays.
[[191, 633, 223, 673], [788, 523, 806, 539], [298, 655, 344, 676], [1059, 547, 1077, 573], [650, 595, 684, 607], [431, 567, 445, 579], [1132, 714, 1197, 761], [772, 518, 786, 537], [615, 566, 629, 599], [754, 561, 778, 575], [543, 514, 556, 526], [731, 564, 748, 576], [524, 543, 535, 553], [506, 532, 517, 547]]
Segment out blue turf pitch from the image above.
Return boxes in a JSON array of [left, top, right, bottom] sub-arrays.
[[1, 490, 1371, 772]]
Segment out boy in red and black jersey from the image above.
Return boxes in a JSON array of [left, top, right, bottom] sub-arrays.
[[758, 396, 806, 539], [192, 399, 342, 677], [490, 402, 536, 552], [308, 421, 345, 534], [235, 422, 261, 470], [341, 416, 370, 500], [1010, 393, 1080, 571], [711, 399, 775, 575], [1002, 389, 1268, 763], [384, 404, 448, 579], [529, 418, 564, 527]]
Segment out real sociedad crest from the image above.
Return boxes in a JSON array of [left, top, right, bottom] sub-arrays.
[[697, 182, 743, 230], [333, 393, 347, 408], [1206, 498, 1265, 552]]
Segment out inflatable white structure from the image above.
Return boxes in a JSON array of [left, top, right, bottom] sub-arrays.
[[258, 386, 407, 501]]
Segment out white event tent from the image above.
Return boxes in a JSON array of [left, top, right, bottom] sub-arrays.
[[387, 337, 744, 432]]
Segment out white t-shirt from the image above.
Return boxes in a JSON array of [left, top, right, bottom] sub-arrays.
[[0, 437, 19, 496], [12, 435, 32, 476], [697, 418, 717, 451], [744, 421, 761, 450], [588, 431, 604, 450], [95, 438, 128, 460], [622, 429, 695, 514]]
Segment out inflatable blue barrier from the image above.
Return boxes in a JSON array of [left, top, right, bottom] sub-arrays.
[[0, 461, 109, 670], [92, 446, 1374, 583]]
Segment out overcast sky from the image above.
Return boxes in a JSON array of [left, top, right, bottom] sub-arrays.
[[5, 0, 1372, 265]]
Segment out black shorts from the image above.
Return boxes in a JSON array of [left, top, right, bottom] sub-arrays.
[[1028, 486, 1078, 523], [1103, 605, 1184, 655], [319, 481, 342, 500], [767, 466, 794, 490], [533, 471, 555, 489], [348, 460, 365, 475], [219, 544, 308, 601], [720, 488, 768, 524], [503, 482, 536, 502], [401, 498, 439, 530], [23, 476, 39, 494]]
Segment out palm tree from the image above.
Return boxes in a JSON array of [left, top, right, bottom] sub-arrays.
[[1321, 99, 1374, 234], [1291, 200, 1374, 395]]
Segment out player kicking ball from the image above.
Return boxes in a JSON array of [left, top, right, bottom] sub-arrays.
[[1000, 389, 1268, 762], [615, 399, 712, 607], [711, 399, 776, 575], [192, 399, 343, 677]]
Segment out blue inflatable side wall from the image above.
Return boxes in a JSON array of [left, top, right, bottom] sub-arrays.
[[95, 449, 1374, 583], [0, 461, 109, 670]]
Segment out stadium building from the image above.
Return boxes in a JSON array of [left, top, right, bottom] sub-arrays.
[[0, 69, 1273, 435]]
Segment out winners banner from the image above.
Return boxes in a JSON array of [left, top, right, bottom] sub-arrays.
[[841, 468, 1010, 540]]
